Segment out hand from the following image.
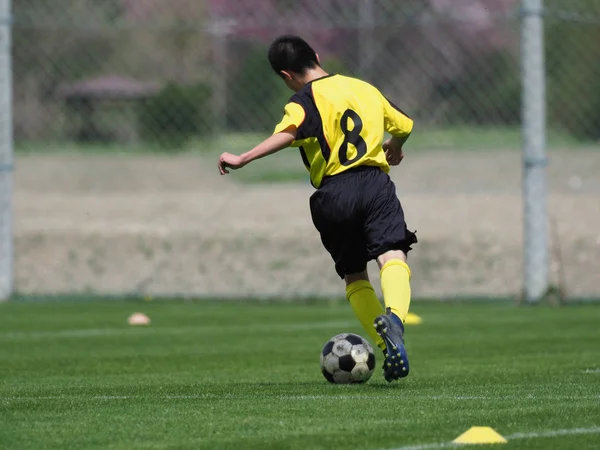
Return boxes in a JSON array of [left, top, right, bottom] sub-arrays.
[[218, 152, 245, 175], [383, 138, 404, 166]]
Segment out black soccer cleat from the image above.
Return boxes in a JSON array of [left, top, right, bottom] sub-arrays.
[[374, 308, 410, 382]]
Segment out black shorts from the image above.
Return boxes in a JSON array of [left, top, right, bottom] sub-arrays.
[[309, 166, 417, 279]]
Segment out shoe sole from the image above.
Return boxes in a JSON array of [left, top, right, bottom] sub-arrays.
[[374, 315, 410, 381]]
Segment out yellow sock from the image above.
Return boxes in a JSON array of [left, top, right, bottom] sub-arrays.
[[345, 280, 385, 350], [380, 260, 412, 323]]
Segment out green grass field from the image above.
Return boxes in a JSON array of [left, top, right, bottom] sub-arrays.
[[1, 299, 599, 449]]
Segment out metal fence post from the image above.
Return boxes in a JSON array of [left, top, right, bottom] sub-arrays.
[[359, 0, 375, 81], [521, 0, 548, 302], [0, 0, 11, 301]]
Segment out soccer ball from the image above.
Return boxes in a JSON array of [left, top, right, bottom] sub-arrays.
[[320, 333, 376, 384]]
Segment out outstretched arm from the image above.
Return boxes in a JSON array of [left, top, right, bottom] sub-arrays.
[[218, 129, 297, 175]]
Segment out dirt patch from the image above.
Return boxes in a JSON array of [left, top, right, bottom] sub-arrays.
[[13, 149, 600, 299]]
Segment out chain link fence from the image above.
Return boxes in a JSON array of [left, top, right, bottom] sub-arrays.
[[10, 0, 600, 300]]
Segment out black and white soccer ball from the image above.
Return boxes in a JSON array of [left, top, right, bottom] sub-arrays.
[[320, 333, 376, 384]]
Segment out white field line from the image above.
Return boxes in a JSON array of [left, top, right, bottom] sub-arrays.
[[258, 394, 600, 401], [386, 442, 453, 450], [0, 320, 354, 340], [2, 394, 599, 402], [508, 427, 600, 439], [0, 394, 456, 402], [385, 427, 600, 450], [582, 368, 600, 374], [278, 395, 496, 400]]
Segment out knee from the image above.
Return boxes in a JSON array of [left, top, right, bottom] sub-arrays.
[[345, 269, 370, 287], [376, 250, 407, 269]]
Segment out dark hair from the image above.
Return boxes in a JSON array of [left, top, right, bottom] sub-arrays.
[[268, 35, 319, 77]]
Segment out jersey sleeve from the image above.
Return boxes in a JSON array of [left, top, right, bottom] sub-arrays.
[[381, 95, 413, 137], [273, 102, 306, 135]]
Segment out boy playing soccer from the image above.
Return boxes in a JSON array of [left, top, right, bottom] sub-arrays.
[[218, 35, 417, 382]]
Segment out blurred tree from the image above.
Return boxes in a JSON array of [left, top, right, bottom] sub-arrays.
[[138, 82, 212, 149], [226, 45, 290, 132], [12, 0, 212, 141], [545, 0, 600, 140], [12, 0, 123, 139]]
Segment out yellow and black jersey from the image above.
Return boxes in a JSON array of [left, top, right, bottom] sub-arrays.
[[273, 74, 413, 188]]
